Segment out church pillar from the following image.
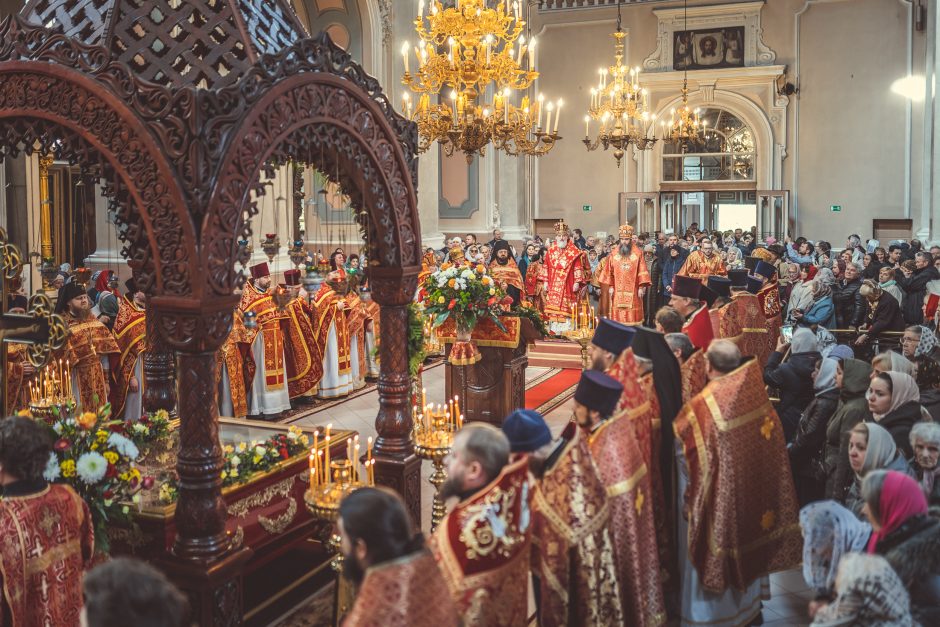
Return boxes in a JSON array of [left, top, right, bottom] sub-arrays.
[[142, 310, 177, 416], [368, 267, 422, 526], [417, 150, 445, 248], [150, 296, 252, 624]]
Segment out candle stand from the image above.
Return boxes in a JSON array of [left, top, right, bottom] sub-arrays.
[[413, 395, 462, 532]]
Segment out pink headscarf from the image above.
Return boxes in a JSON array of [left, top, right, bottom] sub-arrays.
[[866, 471, 928, 553]]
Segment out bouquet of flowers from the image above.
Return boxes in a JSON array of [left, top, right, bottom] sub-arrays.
[[418, 260, 509, 333], [24, 404, 171, 553], [158, 426, 311, 503]]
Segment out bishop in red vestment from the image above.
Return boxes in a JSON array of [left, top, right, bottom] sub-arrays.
[[538, 220, 588, 329], [596, 223, 652, 325]]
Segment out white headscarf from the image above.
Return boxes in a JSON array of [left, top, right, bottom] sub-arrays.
[[792, 327, 819, 354], [800, 501, 872, 595], [874, 371, 920, 420], [814, 358, 839, 395], [860, 422, 899, 476]]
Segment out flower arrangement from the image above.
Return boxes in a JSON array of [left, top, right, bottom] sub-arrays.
[[418, 260, 509, 332], [507, 300, 551, 337], [23, 404, 171, 553], [158, 426, 311, 504]]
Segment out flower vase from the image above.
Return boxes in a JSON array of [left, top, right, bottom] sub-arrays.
[[449, 319, 481, 366]]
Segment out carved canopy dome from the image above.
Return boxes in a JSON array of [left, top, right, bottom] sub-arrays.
[[22, 0, 309, 88]]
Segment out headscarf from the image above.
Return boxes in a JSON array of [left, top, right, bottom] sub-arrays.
[[812, 553, 913, 626], [874, 371, 920, 420], [883, 351, 916, 377], [802, 264, 819, 284], [913, 325, 939, 358], [800, 501, 872, 595], [866, 471, 928, 553], [791, 327, 819, 354], [811, 278, 831, 300], [815, 267, 836, 289], [859, 422, 898, 477], [827, 345, 855, 362], [814, 358, 839, 395], [916, 356, 940, 391]]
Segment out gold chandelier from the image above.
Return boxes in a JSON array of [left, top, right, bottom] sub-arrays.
[[664, 0, 705, 148], [582, 1, 657, 168], [401, 0, 562, 163]]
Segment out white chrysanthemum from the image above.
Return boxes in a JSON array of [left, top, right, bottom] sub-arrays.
[[76, 452, 108, 485], [43, 453, 61, 482], [52, 423, 63, 435], [437, 278, 448, 288], [460, 269, 474, 280], [131, 423, 150, 436], [107, 433, 140, 461], [456, 279, 467, 290], [254, 445, 267, 457], [230, 455, 241, 467]]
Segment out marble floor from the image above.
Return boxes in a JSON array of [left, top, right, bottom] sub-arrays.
[[276, 362, 812, 626]]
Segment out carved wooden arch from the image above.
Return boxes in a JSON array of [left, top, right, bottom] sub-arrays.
[[0, 29, 197, 296]]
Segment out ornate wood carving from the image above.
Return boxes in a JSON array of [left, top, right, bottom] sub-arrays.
[[142, 309, 177, 416]]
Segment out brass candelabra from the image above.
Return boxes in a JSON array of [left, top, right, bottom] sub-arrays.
[[413, 392, 463, 531]]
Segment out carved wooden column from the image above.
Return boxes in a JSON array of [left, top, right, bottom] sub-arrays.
[[151, 296, 252, 626], [369, 267, 422, 526], [142, 309, 177, 415]]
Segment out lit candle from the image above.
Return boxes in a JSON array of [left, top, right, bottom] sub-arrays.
[[318, 450, 324, 486], [324, 435, 331, 482], [545, 101, 554, 135], [454, 395, 461, 423], [422, 388, 427, 412], [309, 453, 316, 487], [401, 41, 410, 74], [354, 437, 360, 483]]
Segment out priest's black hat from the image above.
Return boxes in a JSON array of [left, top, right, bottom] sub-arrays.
[[491, 239, 513, 257], [744, 256, 759, 272], [699, 283, 719, 308], [754, 260, 777, 281], [590, 318, 635, 355], [707, 276, 732, 299], [746, 275, 763, 294], [673, 275, 702, 300], [573, 370, 623, 417], [728, 268, 749, 288], [55, 281, 85, 313]]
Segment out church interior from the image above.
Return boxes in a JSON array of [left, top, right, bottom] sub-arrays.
[[1, 1, 939, 626]]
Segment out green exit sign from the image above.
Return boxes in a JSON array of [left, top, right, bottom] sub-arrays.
[[830, 205, 842, 213], [582, 204, 592, 212]]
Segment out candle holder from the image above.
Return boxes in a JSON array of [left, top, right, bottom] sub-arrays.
[[562, 328, 592, 369], [412, 400, 460, 531], [288, 239, 307, 270], [26, 360, 77, 422], [260, 233, 280, 263]]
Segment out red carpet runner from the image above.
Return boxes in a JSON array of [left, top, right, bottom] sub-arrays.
[[524, 368, 581, 414]]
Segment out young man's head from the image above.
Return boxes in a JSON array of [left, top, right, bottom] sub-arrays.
[[338, 487, 421, 585], [464, 233, 477, 247], [441, 424, 509, 501], [0, 416, 51, 485], [655, 305, 685, 334], [81, 558, 188, 627], [588, 318, 635, 372], [705, 340, 741, 380], [572, 370, 624, 430]]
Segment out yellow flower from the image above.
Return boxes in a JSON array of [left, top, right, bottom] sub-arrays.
[[103, 451, 119, 465], [223, 445, 235, 454], [154, 409, 169, 421], [475, 264, 485, 274], [96, 430, 109, 443], [448, 278, 456, 288], [61, 460, 76, 478], [221, 470, 228, 480], [76, 411, 98, 430], [91, 443, 99, 451], [489, 288, 496, 296], [481, 276, 490, 285], [438, 296, 445, 304]]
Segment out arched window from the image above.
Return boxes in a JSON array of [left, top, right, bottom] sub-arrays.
[[662, 108, 755, 182]]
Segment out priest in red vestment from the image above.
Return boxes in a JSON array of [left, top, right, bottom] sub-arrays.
[[430, 424, 531, 627], [312, 271, 353, 399], [339, 488, 459, 627], [109, 279, 148, 420], [502, 392, 624, 625], [753, 259, 783, 347], [0, 417, 94, 627], [488, 240, 524, 305], [240, 263, 291, 417], [55, 282, 120, 412], [673, 341, 801, 625], [596, 224, 652, 325], [676, 238, 727, 283], [538, 220, 588, 330], [727, 269, 771, 364], [280, 269, 323, 400], [671, 275, 714, 350], [218, 309, 253, 419]]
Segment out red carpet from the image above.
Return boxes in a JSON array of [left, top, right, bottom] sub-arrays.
[[525, 368, 581, 414]]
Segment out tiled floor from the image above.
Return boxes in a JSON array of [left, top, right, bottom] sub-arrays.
[[284, 363, 814, 626]]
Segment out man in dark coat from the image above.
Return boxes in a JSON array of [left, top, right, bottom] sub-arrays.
[[833, 262, 865, 329], [854, 281, 905, 351], [896, 252, 940, 324], [643, 244, 663, 327], [763, 327, 820, 442]]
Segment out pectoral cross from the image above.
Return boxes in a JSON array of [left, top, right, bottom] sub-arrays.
[[1, 230, 68, 414]]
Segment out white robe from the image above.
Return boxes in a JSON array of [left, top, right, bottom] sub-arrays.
[[219, 362, 237, 418], [364, 326, 379, 378], [123, 357, 143, 421], [677, 443, 763, 627], [246, 333, 291, 416], [349, 332, 366, 391], [317, 323, 353, 399]]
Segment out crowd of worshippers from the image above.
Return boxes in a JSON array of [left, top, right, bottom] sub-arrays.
[[6, 248, 380, 422]]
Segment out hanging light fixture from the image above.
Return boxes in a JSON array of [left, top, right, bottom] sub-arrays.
[[582, 0, 658, 167], [401, 0, 562, 163], [663, 0, 705, 150]]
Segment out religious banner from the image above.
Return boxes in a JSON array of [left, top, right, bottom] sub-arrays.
[[435, 315, 521, 348]]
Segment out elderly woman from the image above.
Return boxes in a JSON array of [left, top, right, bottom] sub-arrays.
[[854, 280, 905, 349], [765, 327, 821, 441], [901, 324, 940, 363], [809, 553, 914, 626], [825, 359, 874, 501], [870, 350, 915, 379], [790, 358, 842, 504], [861, 470, 940, 623], [867, 372, 924, 458], [910, 422, 940, 505], [843, 422, 912, 517], [794, 279, 837, 329], [878, 265, 904, 307], [800, 501, 872, 609]]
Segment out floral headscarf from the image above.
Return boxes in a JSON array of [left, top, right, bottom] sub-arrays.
[[800, 501, 871, 596], [913, 325, 939, 358], [812, 553, 913, 626]]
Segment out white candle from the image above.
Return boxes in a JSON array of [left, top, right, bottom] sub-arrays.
[[528, 38, 535, 70], [584, 115, 590, 138], [401, 42, 410, 74], [545, 102, 554, 136], [553, 99, 562, 133], [537, 93, 544, 128]]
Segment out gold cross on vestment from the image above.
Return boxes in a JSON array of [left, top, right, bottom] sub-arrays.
[[38, 508, 61, 536]]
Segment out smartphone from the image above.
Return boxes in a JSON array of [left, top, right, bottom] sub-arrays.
[[781, 325, 794, 343]]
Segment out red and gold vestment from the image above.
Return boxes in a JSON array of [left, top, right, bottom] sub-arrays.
[[312, 283, 351, 375], [523, 261, 544, 312], [758, 281, 782, 350], [677, 251, 727, 283], [730, 292, 771, 365], [595, 248, 651, 325], [680, 348, 708, 405], [488, 258, 525, 293], [5, 344, 33, 414], [0, 483, 94, 627], [531, 424, 624, 625], [673, 359, 802, 592], [343, 550, 460, 627], [430, 458, 531, 627], [589, 408, 667, 626], [217, 310, 253, 418], [59, 314, 120, 412], [344, 290, 367, 379], [538, 243, 588, 321], [682, 305, 714, 351], [239, 282, 289, 391], [108, 296, 147, 419], [282, 297, 322, 398]]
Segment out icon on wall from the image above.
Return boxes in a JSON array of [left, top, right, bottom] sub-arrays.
[[673, 26, 745, 71]]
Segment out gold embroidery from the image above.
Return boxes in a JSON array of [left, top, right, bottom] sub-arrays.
[[258, 497, 298, 535], [760, 510, 776, 531], [634, 489, 645, 515]]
